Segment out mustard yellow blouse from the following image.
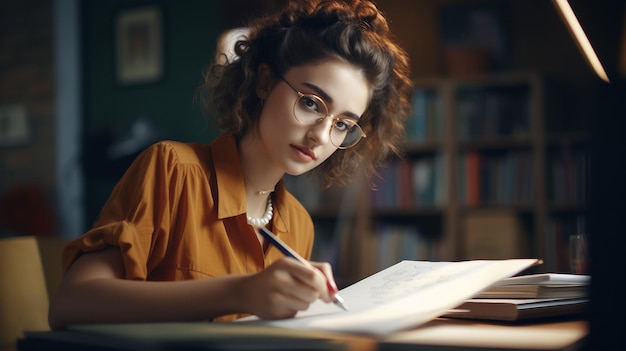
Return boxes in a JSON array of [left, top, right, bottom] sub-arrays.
[[62, 133, 314, 321]]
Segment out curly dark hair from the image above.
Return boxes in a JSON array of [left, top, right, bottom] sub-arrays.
[[200, 0, 412, 188]]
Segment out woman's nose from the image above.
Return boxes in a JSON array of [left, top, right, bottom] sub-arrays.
[[306, 116, 333, 145]]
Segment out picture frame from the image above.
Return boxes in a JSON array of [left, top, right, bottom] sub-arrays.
[[115, 6, 163, 85]]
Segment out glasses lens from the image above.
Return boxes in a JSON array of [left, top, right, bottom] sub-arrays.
[[330, 119, 364, 148], [293, 95, 328, 125], [293, 94, 364, 149]]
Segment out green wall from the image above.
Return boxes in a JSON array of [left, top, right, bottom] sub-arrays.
[[81, 0, 223, 224], [82, 0, 221, 143]]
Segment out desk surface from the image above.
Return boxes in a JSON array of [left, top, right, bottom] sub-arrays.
[[17, 318, 587, 351], [380, 318, 588, 351]]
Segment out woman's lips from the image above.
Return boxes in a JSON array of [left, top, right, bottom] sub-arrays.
[[291, 144, 317, 162]]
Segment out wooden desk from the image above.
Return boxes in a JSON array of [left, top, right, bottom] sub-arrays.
[[17, 323, 366, 351], [17, 318, 587, 351], [380, 318, 588, 351]]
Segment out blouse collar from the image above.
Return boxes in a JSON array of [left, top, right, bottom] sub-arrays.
[[210, 133, 289, 232]]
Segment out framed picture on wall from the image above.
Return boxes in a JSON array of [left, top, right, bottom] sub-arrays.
[[116, 6, 163, 85]]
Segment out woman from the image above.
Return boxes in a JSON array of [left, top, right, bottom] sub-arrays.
[[48, 0, 412, 329]]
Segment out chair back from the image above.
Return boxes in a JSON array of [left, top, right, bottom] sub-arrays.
[[0, 236, 51, 347]]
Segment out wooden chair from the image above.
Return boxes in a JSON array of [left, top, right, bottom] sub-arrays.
[[0, 236, 66, 350]]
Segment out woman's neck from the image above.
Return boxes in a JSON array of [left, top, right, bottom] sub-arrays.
[[238, 132, 283, 209]]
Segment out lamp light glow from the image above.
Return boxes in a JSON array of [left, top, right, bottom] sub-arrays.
[[553, 0, 610, 83]]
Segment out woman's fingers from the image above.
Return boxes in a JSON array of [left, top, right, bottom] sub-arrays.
[[242, 258, 329, 319], [310, 261, 338, 302]]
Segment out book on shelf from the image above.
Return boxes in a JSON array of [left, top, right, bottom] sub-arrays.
[[371, 154, 446, 208], [465, 151, 480, 206], [411, 154, 446, 207], [547, 143, 589, 205], [444, 297, 588, 322], [458, 149, 535, 207], [474, 273, 590, 299], [406, 88, 444, 143], [455, 84, 531, 140], [374, 223, 435, 271]]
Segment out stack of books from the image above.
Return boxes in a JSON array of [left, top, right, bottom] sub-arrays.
[[444, 273, 590, 321]]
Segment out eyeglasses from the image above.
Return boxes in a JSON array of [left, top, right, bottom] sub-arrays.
[[280, 77, 366, 149]]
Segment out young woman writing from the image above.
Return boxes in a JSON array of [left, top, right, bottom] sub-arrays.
[[48, 0, 412, 329]]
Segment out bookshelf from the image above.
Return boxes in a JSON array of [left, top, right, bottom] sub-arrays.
[[285, 71, 589, 286]]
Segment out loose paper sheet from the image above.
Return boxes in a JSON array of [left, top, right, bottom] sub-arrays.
[[238, 259, 537, 335]]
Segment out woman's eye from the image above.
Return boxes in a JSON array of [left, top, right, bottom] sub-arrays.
[[334, 119, 354, 132], [301, 96, 321, 113]]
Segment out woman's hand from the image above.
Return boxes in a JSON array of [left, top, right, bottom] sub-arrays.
[[310, 260, 339, 303], [239, 258, 334, 320]]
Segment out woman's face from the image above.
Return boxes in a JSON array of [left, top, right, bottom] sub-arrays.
[[257, 59, 371, 176]]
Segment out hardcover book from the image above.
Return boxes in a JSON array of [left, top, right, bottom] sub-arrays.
[[444, 298, 588, 321]]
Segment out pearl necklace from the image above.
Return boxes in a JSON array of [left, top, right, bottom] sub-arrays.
[[247, 196, 273, 227]]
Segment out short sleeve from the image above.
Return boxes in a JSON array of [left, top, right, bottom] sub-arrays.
[[62, 142, 187, 280]]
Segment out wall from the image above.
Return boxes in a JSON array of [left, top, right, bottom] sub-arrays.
[[0, 0, 57, 237], [81, 0, 221, 142]]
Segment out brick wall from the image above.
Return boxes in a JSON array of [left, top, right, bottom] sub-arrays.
[[0, 0, 57, 236]]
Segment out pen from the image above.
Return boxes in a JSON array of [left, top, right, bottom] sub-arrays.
[[256, 226, 349, 311]]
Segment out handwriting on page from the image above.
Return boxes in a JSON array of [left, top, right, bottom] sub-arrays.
[[343, 260, 503, 311], [370, 262, 456, 302], [365, 261, 480, 305]]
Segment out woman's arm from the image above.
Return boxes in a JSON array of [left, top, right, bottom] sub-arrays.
[[48, 247, 333, 330]]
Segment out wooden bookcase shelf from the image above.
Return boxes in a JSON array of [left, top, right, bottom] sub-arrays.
[[286, 71, 589, 287]]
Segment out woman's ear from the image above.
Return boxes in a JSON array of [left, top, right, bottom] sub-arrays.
[[256, 64, 275, 100]]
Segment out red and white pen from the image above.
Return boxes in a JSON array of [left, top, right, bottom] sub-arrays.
[[255, 226, 349, 311]]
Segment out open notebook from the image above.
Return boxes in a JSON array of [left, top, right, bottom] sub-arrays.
[[238, 259, 538, 336]]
